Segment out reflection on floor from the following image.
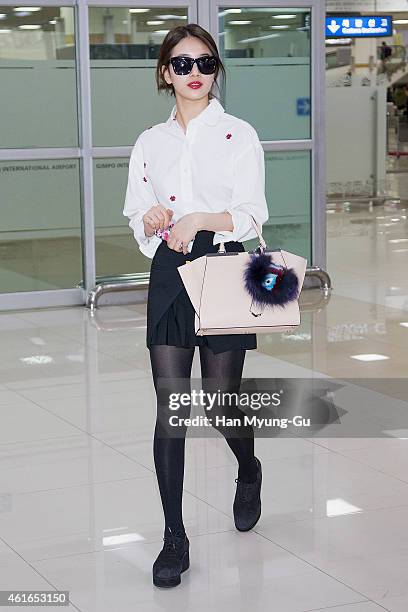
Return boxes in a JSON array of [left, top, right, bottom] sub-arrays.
[[1, 194, 408, 610]]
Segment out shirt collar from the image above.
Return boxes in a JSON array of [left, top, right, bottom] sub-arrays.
[[166, 97, 225, 128]]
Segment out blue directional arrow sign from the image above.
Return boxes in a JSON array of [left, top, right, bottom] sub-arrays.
[[297, 98, 310, 116], [325, 15, 392, 38]]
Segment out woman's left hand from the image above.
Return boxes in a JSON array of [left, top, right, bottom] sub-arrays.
[[167, 213, 202, 255]]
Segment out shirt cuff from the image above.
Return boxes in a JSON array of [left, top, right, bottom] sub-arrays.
[[212, 209, 260, 245], [129, 210, 162, 258]]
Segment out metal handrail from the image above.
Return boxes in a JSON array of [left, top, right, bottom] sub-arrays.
[[86, 266, 332, 310], [304, 267, 332, 296], [87, 290, 332, 332]]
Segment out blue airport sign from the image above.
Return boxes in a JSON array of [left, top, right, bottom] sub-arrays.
[[325, 15, 392, 38], [297, 98, 310, 116]]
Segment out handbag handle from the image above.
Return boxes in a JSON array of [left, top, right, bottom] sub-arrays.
[[217, 214, 267, 253]]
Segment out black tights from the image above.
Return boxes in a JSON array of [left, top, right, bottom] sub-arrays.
[[149, 344, 258, 536]]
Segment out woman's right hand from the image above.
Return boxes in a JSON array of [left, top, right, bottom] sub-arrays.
[[143, 205, 173, 237]]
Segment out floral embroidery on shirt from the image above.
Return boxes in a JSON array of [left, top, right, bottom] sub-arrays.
[[226, 133, 232, 139], [170, 195, 176, 201], [144, 162, 146, 168], [143, 177, 147, 182]]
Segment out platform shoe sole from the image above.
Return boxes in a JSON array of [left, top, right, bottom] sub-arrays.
[[235, 506, 261, 532], [152, 550, 190, 588]]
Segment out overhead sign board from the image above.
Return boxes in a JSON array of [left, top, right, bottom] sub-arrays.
[[325, 15, 393, 38]]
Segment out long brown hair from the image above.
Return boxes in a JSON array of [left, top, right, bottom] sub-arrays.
[[155, 23, 226, 101]]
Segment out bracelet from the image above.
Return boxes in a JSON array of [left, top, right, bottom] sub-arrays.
[[155, 221, 175, 241]]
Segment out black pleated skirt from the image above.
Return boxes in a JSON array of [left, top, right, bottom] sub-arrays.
[[146, 230, 257, 355]]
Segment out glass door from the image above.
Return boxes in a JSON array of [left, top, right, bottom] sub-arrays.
[[90, 3, 196, 281], [0, 2, 82, 308], [209, 0, 326, 265]]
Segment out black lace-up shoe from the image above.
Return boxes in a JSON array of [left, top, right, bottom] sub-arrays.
[[152, 528, 190, 588], [233, 456, 262, 531]]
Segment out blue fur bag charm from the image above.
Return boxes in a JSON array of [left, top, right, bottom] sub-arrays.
[[243, 252, 299, 308]]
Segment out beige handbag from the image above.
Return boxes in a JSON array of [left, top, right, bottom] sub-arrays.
[[177, 216, 307, 336]]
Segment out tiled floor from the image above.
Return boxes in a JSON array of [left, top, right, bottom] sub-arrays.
[[1, 188, 408, 610]]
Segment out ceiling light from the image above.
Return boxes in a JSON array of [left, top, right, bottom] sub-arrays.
[[270, 25, 290, 29], [400, 322, 408, 328], [0, 28, 11, 32], [18, 24, 41, 29], [129, 8, 149, 12], [156, 14, 187, 20], [250, 8, 305, 13], [350, 354, 390, 362], [219, 9, 242, 16], [272, 14, 296, 19], [13, 6, 41, 10], [229, 20, 252, 24], [147, 20, 164, 25], [394, 19, 408, 24]]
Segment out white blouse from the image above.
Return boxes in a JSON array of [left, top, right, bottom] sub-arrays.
[[123, 97, 269, 259]]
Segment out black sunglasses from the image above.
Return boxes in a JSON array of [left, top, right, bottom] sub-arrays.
[[169, 55, 218, 76]]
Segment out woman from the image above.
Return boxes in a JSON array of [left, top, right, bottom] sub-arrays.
[[123, 23, 269, 588]]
